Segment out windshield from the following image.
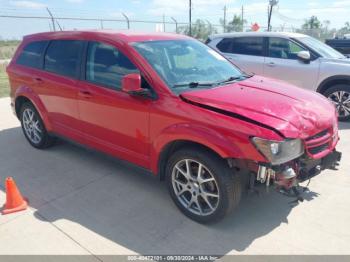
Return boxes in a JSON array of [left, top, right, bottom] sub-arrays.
[[297, 36, 346, 59], [132, 40, 244, 91]]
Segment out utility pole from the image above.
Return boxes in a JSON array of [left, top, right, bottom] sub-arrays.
[[241, 5, 244, 32], [267, 0, 278, 31], [223, 5, 227, 33], [189, 0, 192, 36], [163, 14, 165, 32], [46, 7, 56, 32]]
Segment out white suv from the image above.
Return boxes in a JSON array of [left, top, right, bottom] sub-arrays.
[[207, 32, 350, 121]]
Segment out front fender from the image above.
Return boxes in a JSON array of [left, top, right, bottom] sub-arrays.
[[15, 86, 53, 131], [150, 123, 264, 174]]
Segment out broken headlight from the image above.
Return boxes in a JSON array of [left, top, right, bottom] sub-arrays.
[[252, 137, 304, 165]]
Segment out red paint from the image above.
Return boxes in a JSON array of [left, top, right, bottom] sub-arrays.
[[7, 30, 339, 176]]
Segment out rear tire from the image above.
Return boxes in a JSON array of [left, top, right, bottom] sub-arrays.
[[323, 84, 350, 121], [165, 147, 241, 223], [20, 102, 56, 149]]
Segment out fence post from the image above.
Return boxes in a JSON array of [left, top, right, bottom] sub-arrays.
[[205, 19, 212, 34], [171, 17, 178, 33], [46, 8, 56, 32], [122, 13, 130, 29]]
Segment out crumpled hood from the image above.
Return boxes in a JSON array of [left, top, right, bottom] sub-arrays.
[[180, 76, 337, 139]]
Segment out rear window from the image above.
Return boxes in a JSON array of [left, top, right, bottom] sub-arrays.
[[216, 38, 233, 53], [44, 40, 84, 78], [16, 41, 48, 69], [231, 37, 264, 56]]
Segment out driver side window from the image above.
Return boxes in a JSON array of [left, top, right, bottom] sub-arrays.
[[268, 37, 306, 60], [86, 42, 139, 90]]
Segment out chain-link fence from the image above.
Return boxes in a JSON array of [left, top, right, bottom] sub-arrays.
[[0, 14, 326, 40]]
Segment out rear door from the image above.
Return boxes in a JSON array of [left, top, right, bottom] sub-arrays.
[[39, 40, 85, 140], [215, 37, 265, 75], [264, 37, 320, 90]]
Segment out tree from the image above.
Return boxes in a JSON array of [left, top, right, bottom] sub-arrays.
[[178, 19, 217, 40], [220, 14, 246, 32], [302, 16, 321, 30], [338, 22, 350, 37]]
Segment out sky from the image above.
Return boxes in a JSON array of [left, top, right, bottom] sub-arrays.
[[0, 0, 349, 39]]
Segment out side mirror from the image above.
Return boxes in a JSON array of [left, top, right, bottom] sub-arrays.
[[297, 51, 311, 63], [121, 73, 152, 98]]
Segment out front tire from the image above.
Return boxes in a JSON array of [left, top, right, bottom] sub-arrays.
[[323, 84, 350, 121], [166, 147, 241, 223], [20, 102, 55, 149]]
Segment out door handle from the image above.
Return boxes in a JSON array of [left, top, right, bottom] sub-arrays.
[[266, 62, 276, 67], [79, 90, 93, 99], [34, 77, 43, 83]]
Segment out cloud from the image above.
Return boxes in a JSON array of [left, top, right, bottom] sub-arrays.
[[147, 0, 234, 16], [10, 0, 46, 9], [65, 0, 84, 3], [333, 0, 350, 7]]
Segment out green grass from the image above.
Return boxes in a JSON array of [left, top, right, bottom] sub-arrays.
[[0, 40, 19, 98], [0, 40, 20, 60], [0, 65, 10, 98]]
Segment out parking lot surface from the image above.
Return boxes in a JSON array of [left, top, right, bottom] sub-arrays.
[[0, 97, 350, 257]]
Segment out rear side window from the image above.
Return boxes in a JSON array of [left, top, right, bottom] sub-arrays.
[[216, 38, 233, 53], [16, 41, 48, 69], [44, 40, 84, 78], [231, 37, 264, 56], [85, 41, 139, 89]]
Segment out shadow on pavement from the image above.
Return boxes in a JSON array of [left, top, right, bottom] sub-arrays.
[[0, 127, 319, 255]]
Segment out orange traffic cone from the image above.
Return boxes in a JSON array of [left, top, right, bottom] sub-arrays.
[[2, 177, 28, 215]]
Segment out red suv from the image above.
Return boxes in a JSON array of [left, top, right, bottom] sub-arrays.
[[7, 30, 341, 223]]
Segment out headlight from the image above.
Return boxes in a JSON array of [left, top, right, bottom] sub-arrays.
[[252, 137, 304, 165]]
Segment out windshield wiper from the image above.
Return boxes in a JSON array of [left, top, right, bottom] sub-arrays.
[[215, 76, 243, 85], [172, 82, 215, 89], [216, 74, 254, 86]]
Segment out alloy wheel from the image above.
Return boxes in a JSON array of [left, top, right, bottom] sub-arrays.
[[22, 108, 43, 144], [327, 90, 350, 118], [171, 159, 220, 216]]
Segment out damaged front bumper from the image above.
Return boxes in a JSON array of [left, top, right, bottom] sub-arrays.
[[251, 150, 342, 191], [298, 150, 342, 182]]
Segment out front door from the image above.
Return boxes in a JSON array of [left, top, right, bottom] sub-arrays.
[[264, 37, 320, 90], [77, 41, 151, 168]]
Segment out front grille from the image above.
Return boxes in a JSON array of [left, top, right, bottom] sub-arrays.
[[308, 143, 329, 155], [305, 129, 332, 156], [305, 129, 328, 141]]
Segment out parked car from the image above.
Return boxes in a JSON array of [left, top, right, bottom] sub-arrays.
[[325, 38, 350, 57], [206, 32, 350, 121], [7, 30, 341, 223]]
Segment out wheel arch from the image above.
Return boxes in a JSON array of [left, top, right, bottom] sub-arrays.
[[14, 87, 52, 131], [156, 140, 228, 181], [317, 75, 350, 94]]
